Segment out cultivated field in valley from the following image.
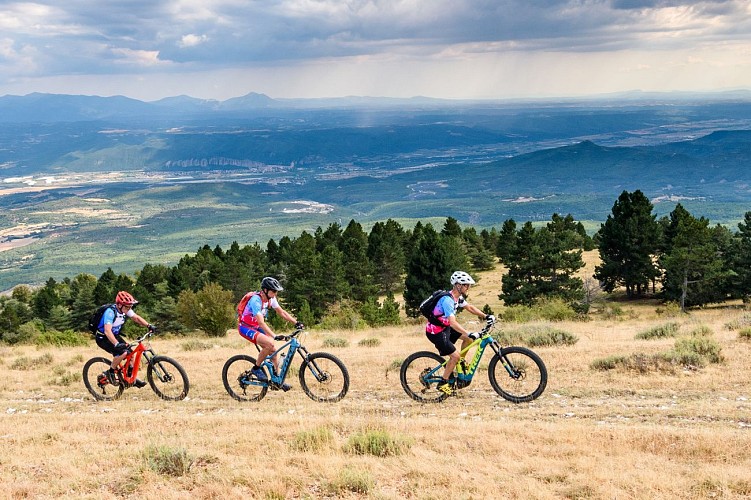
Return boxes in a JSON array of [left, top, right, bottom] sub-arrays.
[[1, 300, 750, 499]]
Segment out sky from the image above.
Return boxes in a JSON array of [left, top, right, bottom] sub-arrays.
[[0, 0, 750, 102]]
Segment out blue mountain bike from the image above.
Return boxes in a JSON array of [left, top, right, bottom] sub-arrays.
[[400, 319, 547, 403], [222, 328, 349, 403]]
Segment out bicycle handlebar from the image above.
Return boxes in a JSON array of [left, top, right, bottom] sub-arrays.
[[274, 327, 304, 342]]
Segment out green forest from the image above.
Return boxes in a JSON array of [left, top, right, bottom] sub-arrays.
[[3, 189, 751, 346]]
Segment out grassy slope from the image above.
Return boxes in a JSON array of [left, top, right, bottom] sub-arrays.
[[1, 264, 751, 498]]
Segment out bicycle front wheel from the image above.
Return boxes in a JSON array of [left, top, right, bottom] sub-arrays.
[[147, 355, 190, 401], [222, 354, 268, 402], [400, 351, 449, 403], [299, 352, 349, 402], [488, 346, 547, 403], [82, 357, 124, 401]]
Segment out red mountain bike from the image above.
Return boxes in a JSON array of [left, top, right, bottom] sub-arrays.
[[82, 327, 189, 401]]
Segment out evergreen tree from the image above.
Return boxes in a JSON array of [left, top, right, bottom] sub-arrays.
[[69, 273, 98, 331], [285, 232, 320, 317], [594, 190, 660, 297], [341, 220, 379, 302], [442, 217, 462, 238], [403, 225, 454, 317], [659, 205, 728, 310], [500, 220, 585, 307], [367, 219, 406, 293], [33, 278, 61, 320], [496, 219, 518, 263], [94, 268, 117, 304]]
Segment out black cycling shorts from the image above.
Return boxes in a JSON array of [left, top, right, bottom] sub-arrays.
[[426, 327, 462, 356], [95, 334, 128, 356]]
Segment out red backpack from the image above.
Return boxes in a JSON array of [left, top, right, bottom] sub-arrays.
[[236, 291, 257, 324]]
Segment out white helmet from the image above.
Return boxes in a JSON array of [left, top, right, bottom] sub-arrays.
[[450, 271, 475, 286]]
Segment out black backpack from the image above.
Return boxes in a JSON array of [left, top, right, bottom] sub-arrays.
[[88, 304, 117, 335], [419, 290, 452, 326]]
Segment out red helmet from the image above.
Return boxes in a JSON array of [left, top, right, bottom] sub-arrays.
[[115, 291, 138, 306]]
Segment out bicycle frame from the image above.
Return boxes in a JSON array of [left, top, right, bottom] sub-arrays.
[[117, 332, 157, 385], [430, 324, 506, 386], [252, 330, 327, 387]]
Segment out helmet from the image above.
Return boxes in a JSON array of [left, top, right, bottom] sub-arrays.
[[450, 271, 475, 286], [115, 291, 138, 306], [261, 276, 283, 292]]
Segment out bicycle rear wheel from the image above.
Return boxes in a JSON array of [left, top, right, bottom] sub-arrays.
[[222, 354, 268, 402], [299, 352, 349, 402], [147, 355, 190, 401], [488, 346, 547, 403], [400, 351, 449, 403], [82, 357, 124, 401]]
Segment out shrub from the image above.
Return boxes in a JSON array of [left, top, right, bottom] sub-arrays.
[[142, 445, 194, 476], [669, 334, 723, 366], [3, 320, 43, 345], [181, 340, 213, 351], [290, 426, 334, 452], [495, 324, 578, 347], [655, 302, 682, 318], [318, 300, 368, 330], [176, 283, 235, 337], [321, 336, 349, 348], [11, 353, 54, 370], [35, 329, 89, 347], [724, 313, 751, 331], [357, 337, 381, 347], [325, 468, 374, 495], [738, 327, 751, 341], [590, 353, 674, 373], [635, 322, 680, 340], [500, 298, 580, 323], [343, 429, 412, 457]]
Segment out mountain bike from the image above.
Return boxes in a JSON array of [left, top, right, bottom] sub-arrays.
[[400, 318, 547, 403], [222, 327, 349, 403], [82, 327, 190, 401]]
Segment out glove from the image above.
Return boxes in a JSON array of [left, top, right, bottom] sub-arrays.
[[113, 342, 130, 355], [147, 324, 156, 333], [485, 315, 496, 324], [294, 321, 305, 330], [468, 332, 481, 341]]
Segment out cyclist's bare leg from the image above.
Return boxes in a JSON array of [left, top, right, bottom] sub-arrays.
[[443, 351, 460, 380], [111, 352, 127, 370], [256, 333, 279, 374]]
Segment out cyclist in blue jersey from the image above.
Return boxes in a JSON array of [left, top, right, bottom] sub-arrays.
[[238, 277, 302, 391], [94, 291, 154, 387], [426, 271, 494, 396]]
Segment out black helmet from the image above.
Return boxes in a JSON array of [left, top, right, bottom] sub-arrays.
[[261, 276, 283, 292]]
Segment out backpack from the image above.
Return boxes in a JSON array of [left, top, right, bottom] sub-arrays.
[[419, 290, 452, 326], [88, 304, 117, 335], [236, 291, 257, 324]]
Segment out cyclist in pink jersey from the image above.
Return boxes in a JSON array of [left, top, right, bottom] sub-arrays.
[[238, 277, 302, 390]]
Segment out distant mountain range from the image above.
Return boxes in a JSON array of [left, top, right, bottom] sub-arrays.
[[2, 91, 751, 288]]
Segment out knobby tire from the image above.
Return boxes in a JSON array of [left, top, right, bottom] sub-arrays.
[[147, 355, 190, 401], [487, 346, 547, 403], [82, 356, 124, 401], [299, 352, 349, 402]]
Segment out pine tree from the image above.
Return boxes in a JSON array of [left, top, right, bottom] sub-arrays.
[[594, 190, 660, 297], [403, 225, 453, 317]]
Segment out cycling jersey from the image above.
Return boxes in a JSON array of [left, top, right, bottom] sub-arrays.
[[426, 294, 468, 334], [239, 293, 279, 328], [97, 306, 135, 336]]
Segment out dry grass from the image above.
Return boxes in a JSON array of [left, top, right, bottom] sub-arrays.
[[2, 267, 751, 498]]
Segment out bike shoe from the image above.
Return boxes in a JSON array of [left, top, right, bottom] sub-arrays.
[[97, 372, 109, 387], [270, 382, 292, 392], [436, 380, 455, 397], [250, 366, 268, 382], [134, 379, 147, 389], [105, 369, 118, 385]]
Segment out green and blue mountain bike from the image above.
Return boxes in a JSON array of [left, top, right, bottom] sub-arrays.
[[400, 319, 547, 403]]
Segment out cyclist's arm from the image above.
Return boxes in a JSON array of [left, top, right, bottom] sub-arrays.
[[255, 312, 276, 338], [103, 323, 119, 346], [447, 315, 472, 341], [272, 304, 297, 325], [462, 303, 488, 320], [128, 310, 150, 328]]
